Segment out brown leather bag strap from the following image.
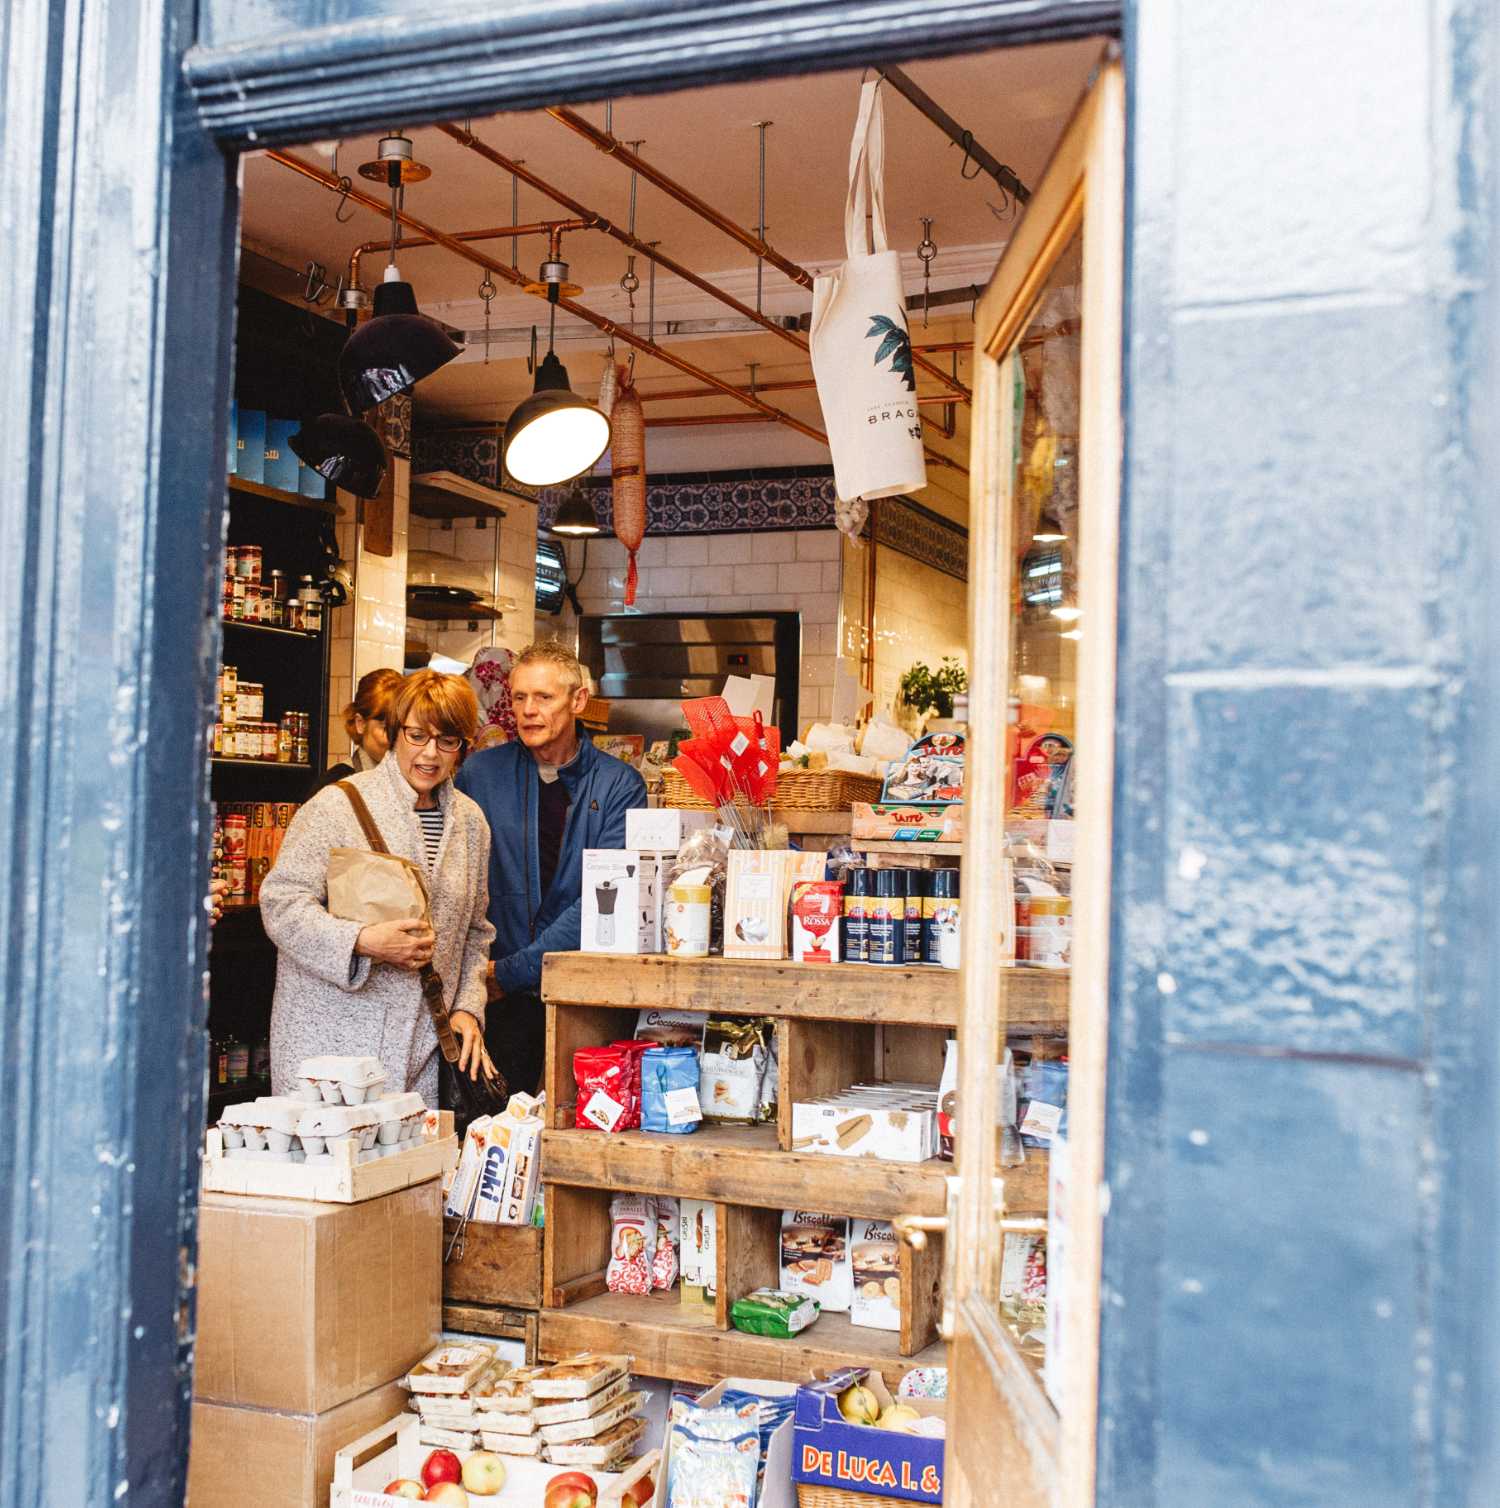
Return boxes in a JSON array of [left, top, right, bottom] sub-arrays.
[[336, 781, 460, 1065]]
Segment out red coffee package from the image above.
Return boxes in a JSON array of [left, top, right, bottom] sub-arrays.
[[574, 1045, 642, 1132]]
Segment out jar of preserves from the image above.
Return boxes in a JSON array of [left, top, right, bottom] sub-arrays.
[[261, 722, 280, 761], [302, 594, 323, 633], [268, 568, 288, 601], [240, 545, 263, 583], [277, 718, 294, 763]]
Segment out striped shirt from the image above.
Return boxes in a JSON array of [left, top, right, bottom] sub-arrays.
[[416, 806, 445, 871]]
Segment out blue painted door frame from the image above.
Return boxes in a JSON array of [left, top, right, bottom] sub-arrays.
[[3, 1, 1497, 1504]]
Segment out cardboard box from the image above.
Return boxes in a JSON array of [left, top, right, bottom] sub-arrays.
[[678, 1198, 717, 1319], [581, 850, 660, 955], [849, 1219, 901, 1331], [188, 1377, 406, 1508], [724, 849, 825, 960], [625, 806, 716, 852], [850, 802, 963, 843], [236, 407, 266, 484], [194, 1181, 441, 1416], [228, 399, 238, 475], [495, 1114, 543, 1225], [780, 1210, 853, 1312], [790, 1101, 936, 1164], [793, 1372, 945, 1504], [265, 417, 301, 493]]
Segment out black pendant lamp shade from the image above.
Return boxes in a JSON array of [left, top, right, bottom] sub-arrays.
[[289, 415, 388, 499], [502, 351, 612, 488], [550, 484, 602, 538], [338, 273, 462, 412]]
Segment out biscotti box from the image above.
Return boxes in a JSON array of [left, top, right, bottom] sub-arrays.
[[780, 1210, 853, 1313], [849, 1219, 901, 1332], [789, 1101, 935, 1164]]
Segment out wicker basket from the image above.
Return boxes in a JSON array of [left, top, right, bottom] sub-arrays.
[[661, 768, 884, 814], [796, 1485, 895, 1508]]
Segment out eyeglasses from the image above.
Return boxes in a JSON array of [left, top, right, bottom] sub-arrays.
[[401, 725, 465, 753]]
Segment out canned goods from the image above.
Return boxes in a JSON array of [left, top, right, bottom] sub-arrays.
[[902, 869, 927, 964], [923, 868, 961, 965], [221, 813, 248, 858], [665, 882, 712, 958], [843, 868, 871, 964], [867, 869, 906, 964], [1016, 893, 1071, 968]]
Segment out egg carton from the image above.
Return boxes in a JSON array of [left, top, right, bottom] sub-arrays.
[[292, 1054, 387, 1105]]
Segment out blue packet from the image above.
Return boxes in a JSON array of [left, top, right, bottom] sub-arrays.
[[641, 1044, 702, 1134], [1018, 1058, 1069, 1148]]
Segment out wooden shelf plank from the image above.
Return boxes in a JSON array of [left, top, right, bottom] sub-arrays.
[[541, 952, 1069, 1032], [227, 474, 336, 516], [538, 1289, 944, 1388], [410, 470, 517, 521], [222, 619, 323, 642], [210, 757, 312, 771]]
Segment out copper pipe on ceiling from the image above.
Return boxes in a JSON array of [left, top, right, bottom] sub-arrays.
[[640, 380, 960, 407], [267, 149, 829, 447], [349, 218, 588, 289], [437, 123, 808, 356], [543, 105, 972, 406], [644, 413, 772, 428]]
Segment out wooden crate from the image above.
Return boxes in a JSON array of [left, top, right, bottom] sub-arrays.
[[441, 1216, 543, 1309]]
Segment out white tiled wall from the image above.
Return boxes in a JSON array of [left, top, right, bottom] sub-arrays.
[[839, 534, 968, 728], [567, 529, 844, 729], [406, 493, 540, 668]]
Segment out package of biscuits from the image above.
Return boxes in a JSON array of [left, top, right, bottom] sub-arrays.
[[530, 1352, 631, 1401], [478, 1428, 545, 1457], [403, 1341, 497, 1396], [543, 1414, 648, 1468], [473, 1363, 545, 1417], [532, 1374, 630, 1426], [538, 1388, 646, 1444], [779, 1209, 853, 1312], [850, 1219, 902, 1331]]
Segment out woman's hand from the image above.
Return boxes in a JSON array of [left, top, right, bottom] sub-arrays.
[[355, 918, 436, 969], [452, 1010, 497, 1083], [208, 877, 229, 926]]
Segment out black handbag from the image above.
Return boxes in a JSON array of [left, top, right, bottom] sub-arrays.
[[338, 782, 508, 1132]]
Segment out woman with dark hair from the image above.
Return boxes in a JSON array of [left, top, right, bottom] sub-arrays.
[[262, 670, 495, 1101], [312, 666, 404, 794]]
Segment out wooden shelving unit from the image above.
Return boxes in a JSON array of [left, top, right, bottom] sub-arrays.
[[222, 619, 322, 641], [409, 469, 518, 522], [537, 950, 1066, 1386], [227, 473, 336, 516]]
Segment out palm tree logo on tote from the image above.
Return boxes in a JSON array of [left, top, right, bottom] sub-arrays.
[[866, 314, 916, 391]]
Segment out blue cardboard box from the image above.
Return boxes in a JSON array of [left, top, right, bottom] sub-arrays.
[[792, 1373, 945, 1504], [265, 418, 301, 494], [299, 453, 328, 499], [236, 407, 266, 484], [228, 400, 238, 475]]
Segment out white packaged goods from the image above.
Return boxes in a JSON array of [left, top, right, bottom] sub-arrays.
[[581, 851, 660, 955], [534, 1375, 630, 1425], [403, 1342, 497, 1396], [625, 807, 716, 852], [470, 1118, 515, 1223], [294, 1054, 386, 1104], [809, 80, 927, 506], [479, 1409, 538, 1436], [790, 1099, 935, 1163], [371, 1091, 426, 1146], [530, 1353, 630, 1400], [724, 849, 825, 960], [445, 1115, 493, 1218], [475, 1366, 546, 1415], [539, 1389, 645, 1443], [478, 1428, 545, 1457], [850, 1219, 902, 1331], [545, 1415, 648, 1467], [780, 1210, 853, 1312], [495, 1114, 543, 1225]]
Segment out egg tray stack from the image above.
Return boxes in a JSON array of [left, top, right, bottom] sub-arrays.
[[404, 1346, 648, 1472]]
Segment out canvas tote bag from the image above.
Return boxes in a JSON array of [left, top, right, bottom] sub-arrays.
[[810, 79, 928, 504]]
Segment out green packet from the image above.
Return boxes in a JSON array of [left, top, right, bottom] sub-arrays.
[[730, 1287, 821, 1338]]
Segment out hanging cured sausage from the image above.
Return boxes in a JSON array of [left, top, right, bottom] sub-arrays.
[[610, 366, 647, 605]]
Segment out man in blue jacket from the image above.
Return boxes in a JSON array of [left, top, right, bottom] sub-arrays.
[[455, 641, 646, 1093]]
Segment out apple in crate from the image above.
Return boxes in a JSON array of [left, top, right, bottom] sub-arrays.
[[422, 1450, 463, 1489], [384, 1483, 425, 1501], [424, 1485, 468, 1506], [544, 1471, 598, 1508], [461, 1452, 507, 1497], [622, 1473, 655, 1507]]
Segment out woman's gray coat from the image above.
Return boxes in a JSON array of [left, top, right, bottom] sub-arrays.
[[260, 753, 495, 1104]]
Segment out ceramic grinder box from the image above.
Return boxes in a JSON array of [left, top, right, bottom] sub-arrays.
[[193, 1181, 441, 1415], [581, 850, 661, 955]]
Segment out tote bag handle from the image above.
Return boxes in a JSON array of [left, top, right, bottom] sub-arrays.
[[337, 781, 460, 1065], [844, 79, 891, 258]]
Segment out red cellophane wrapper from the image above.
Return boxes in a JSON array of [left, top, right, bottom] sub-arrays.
[[574, 1045, 643, 1132]]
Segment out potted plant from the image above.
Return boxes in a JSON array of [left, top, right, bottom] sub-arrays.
[[898, 656, 968, 730]]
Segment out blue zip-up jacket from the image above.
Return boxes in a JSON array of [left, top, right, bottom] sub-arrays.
[[454, 727, 646, 994]]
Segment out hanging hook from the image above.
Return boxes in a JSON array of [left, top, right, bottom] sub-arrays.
[[957, 130, 983, 181], [528, 325, 538, 377], [478, 271, 497, 364], [916, 216, 938, 328], [302, 260, 332, 304]]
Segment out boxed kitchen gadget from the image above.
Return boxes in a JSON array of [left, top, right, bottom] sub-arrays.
[[792, 1370, 946, 1505], [849, 1220, 902, 1332], [678, 1198, 718, 1320], [581, 850, 661, 955], [193, 1180, 441, 1417], [780, 1210, 853, 1312], [724, 848, 826, 959], [625, 806, 717, 852]]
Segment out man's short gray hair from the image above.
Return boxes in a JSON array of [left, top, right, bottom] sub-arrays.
[[512, 640, 587, 692]]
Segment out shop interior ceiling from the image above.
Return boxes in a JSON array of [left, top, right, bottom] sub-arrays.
[[239, 41, 1100, 524]]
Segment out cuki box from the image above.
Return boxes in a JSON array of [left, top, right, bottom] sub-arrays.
[[792, 1371, 945, 1504]]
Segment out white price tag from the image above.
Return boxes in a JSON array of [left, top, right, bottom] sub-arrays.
[[582, 1089, 627, 1132], [1019, 1100, 1063, 1142], [663, 1086, 702, 1126]]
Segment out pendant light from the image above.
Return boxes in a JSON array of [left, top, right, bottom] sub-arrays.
[[289, 414, 387, 499], [338, 132, 461, 413], [502, 239, 611, 487], [549, 483, 602, 538]]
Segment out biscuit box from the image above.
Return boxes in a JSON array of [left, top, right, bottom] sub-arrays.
[[793, 1371, 945, 1504]]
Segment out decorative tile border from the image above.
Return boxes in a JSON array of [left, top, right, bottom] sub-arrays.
[[411, 431, 966, 579]]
